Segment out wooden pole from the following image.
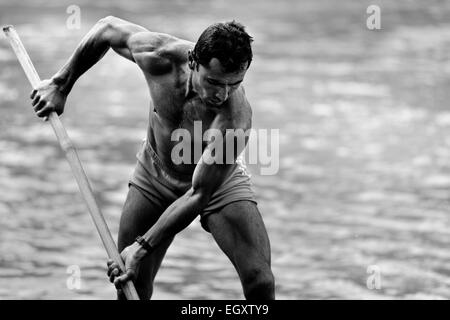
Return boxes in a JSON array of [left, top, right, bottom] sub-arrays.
[[3, 25, 140, 300]]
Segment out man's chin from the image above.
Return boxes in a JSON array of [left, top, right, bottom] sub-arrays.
[[206, 99, 223, 108]]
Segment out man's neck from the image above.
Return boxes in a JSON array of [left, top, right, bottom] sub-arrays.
[[185, 69, 196, 99]]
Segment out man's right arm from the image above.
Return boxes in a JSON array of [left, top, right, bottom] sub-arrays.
[[30, 16, 171, 118], [51, 16, 148, 94]]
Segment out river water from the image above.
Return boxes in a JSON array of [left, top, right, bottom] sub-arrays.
[[0, 0, 449, 299]]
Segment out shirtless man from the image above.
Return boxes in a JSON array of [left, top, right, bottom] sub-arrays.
[[30, 16, 275, 300]]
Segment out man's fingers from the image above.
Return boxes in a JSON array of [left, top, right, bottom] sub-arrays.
[[30, 89, 36, 99], [109, 269, 120, 283], [31, 95, 40, 107], [34, 99, 46, 112], [106, 264, 118, 277], [114, 275, 128, 289], [35, 107, 48, 117], [110, 262, 119, 271], [36, 104, 54, 117], [113, 270, 135, 289], [114, 276, 125, 289], [106, 264, 114, 277], [106, 261, 120, 276]]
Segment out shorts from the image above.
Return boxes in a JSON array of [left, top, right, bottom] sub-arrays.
[[129, 139, 257, 232]]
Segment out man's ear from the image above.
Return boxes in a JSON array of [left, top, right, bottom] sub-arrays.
[[188, 50, 196, 70]]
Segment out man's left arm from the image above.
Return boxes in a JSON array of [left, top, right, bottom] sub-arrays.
[[143, 111, 251, 246], [111, 111, 251, 286]]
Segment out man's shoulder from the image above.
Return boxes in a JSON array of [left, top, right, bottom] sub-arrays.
[[225, 86, 252, 130], [160, 38, 195, 64], [129, 32, 194, 68]]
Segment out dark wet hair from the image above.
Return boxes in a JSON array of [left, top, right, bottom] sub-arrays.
[[192, 21, 253, 73]]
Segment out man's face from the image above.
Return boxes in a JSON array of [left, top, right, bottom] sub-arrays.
[[194, 58, 247, 107]]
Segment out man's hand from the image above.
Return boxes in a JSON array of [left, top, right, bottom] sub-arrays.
[[106, 242, 147, 290], [30, 79, 67, 119]]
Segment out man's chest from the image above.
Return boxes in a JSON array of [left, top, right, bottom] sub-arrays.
[[151, 92, 221, 147]]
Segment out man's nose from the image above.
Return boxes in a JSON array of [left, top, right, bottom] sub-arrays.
[[215, 86, 229, 101]]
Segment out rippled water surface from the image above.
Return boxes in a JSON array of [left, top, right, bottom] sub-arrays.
[[0, 0, 449, 299]]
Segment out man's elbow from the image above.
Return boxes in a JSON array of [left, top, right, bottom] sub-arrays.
[[95, 16, 129, 47], [96, 16, 124, 37], [189, 186, 212, 209], [98, 16, 118, 28], [92, 16, 116, 42]]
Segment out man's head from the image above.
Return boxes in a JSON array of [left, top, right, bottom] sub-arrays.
[[189, 21, 253, 107]]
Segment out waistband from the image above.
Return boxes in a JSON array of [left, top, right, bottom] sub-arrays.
[[141, 139, 194, 183]]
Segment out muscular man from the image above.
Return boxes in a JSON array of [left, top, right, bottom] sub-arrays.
[[30, 16, 275, 300]]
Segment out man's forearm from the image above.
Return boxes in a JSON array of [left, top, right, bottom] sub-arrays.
[[141, 188, 209, 250], [51, 19, 112, 95]]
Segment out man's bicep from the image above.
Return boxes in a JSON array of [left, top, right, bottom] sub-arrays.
[[191, 129, 249, 198], [99, 16, 179, 65], [97, 16, 148, 62], [192, 158, 234, 199]]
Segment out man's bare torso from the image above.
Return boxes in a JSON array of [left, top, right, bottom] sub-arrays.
[[131, 35, 251, 177]]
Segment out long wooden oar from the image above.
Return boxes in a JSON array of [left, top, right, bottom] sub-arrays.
[[3, 25, 140, 300]]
